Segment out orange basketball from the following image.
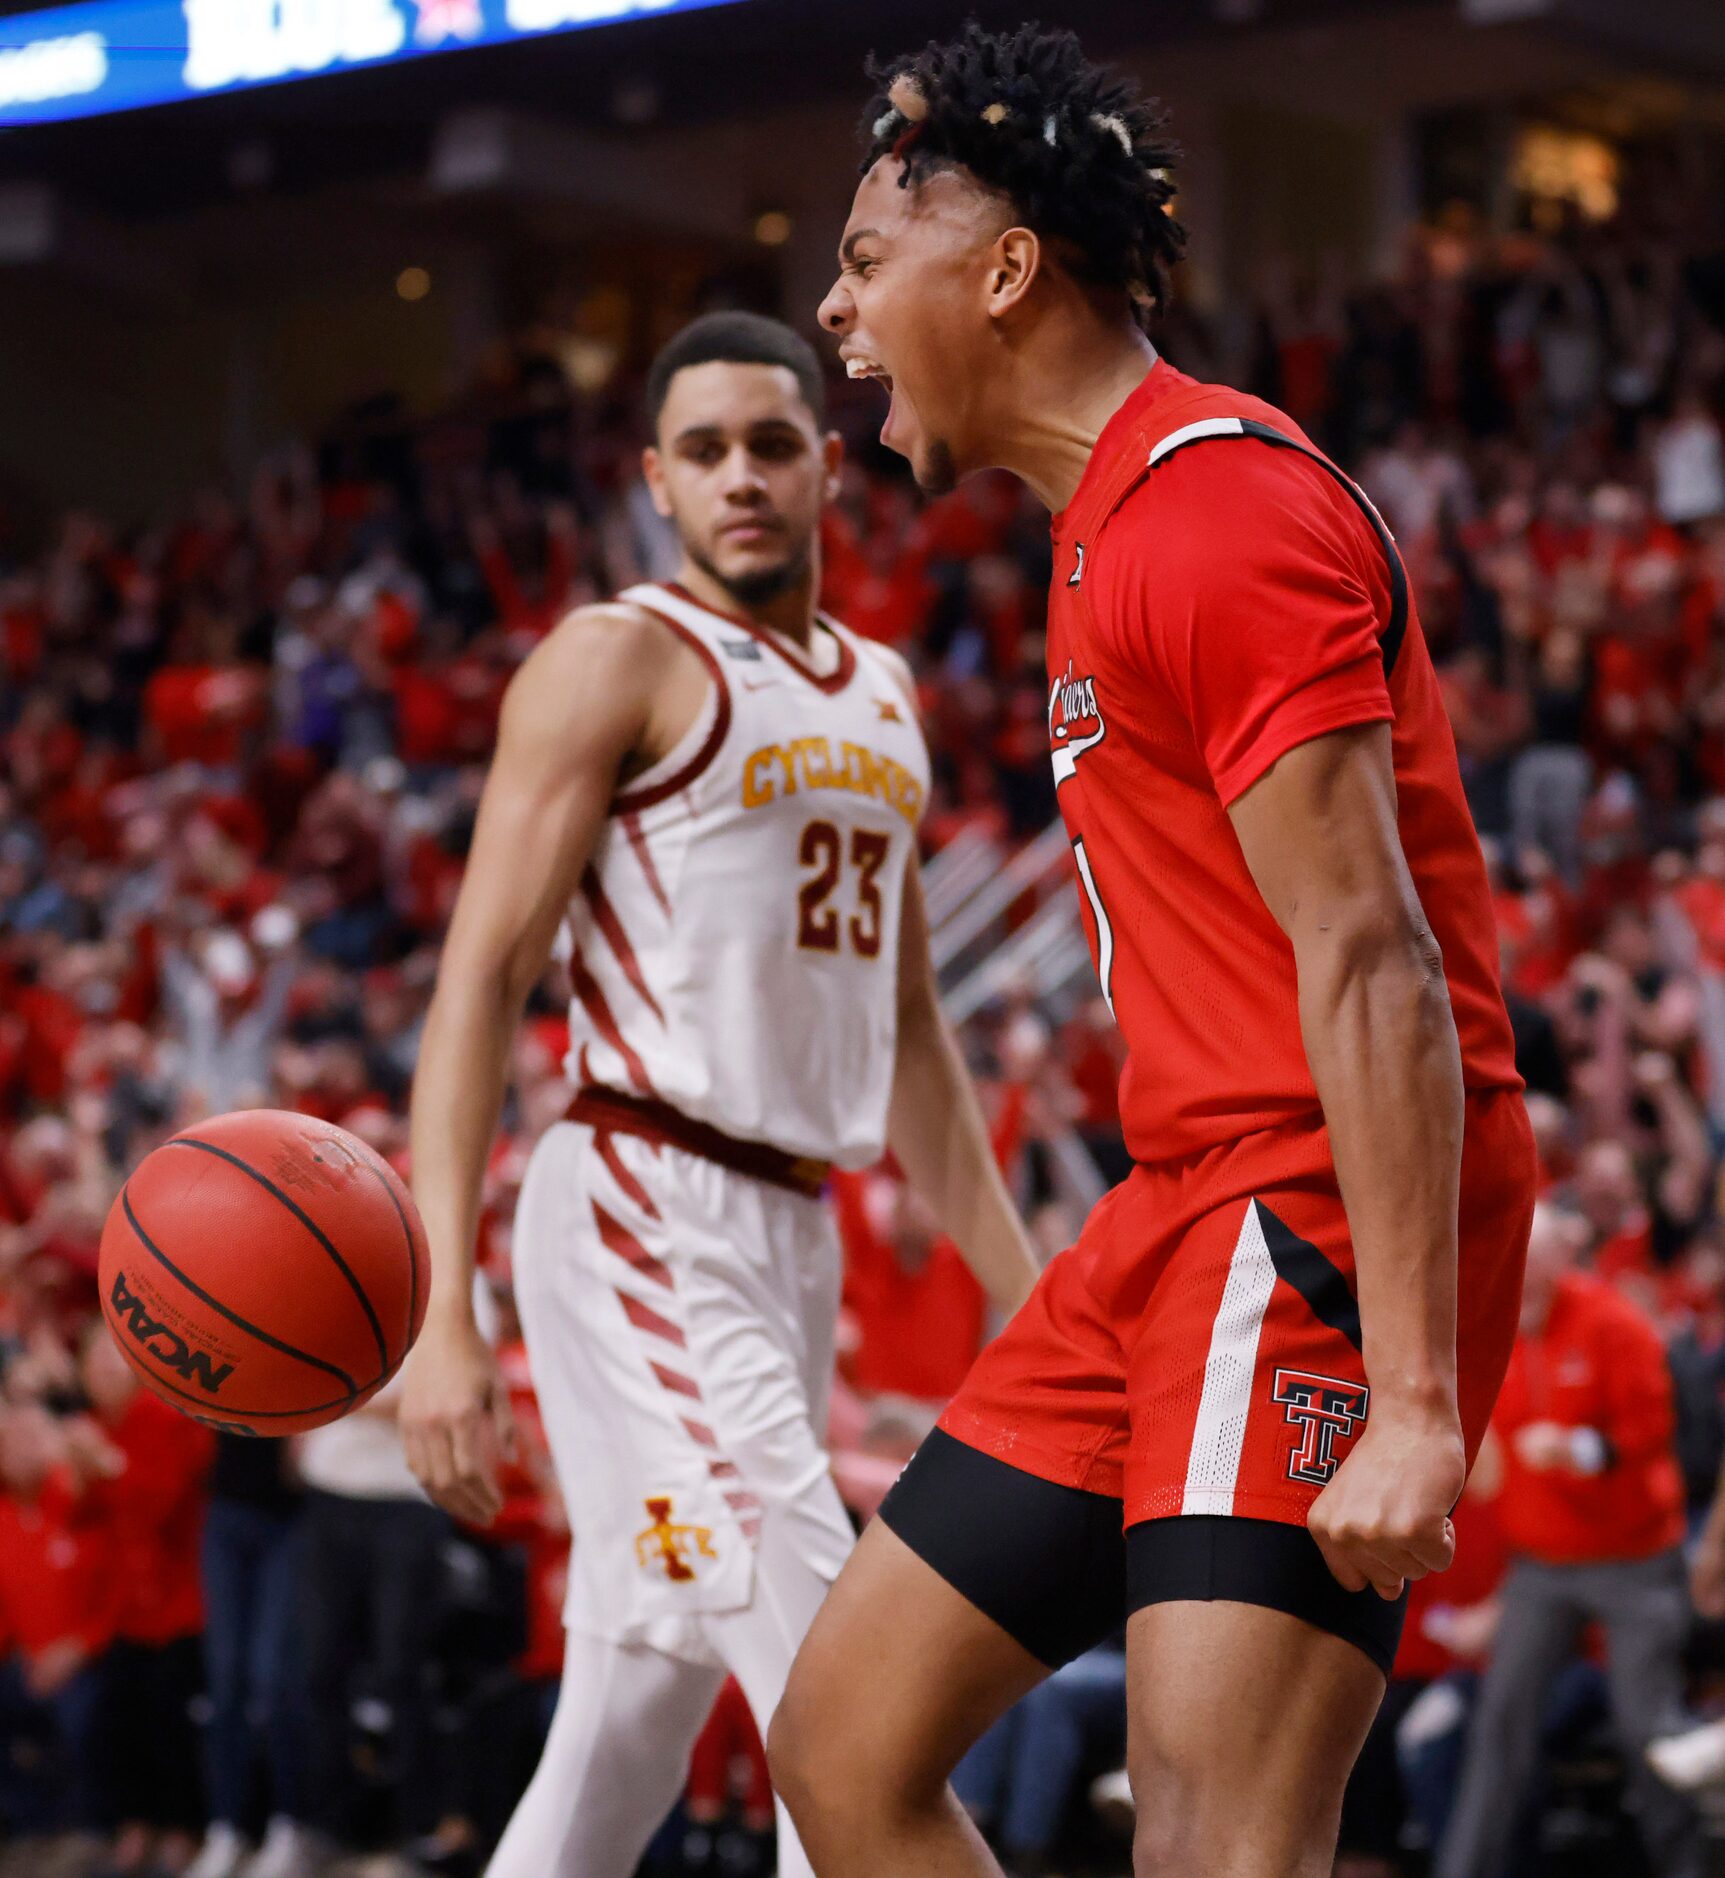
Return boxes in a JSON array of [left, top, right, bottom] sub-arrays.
[[98, 1109, 431, 1436]]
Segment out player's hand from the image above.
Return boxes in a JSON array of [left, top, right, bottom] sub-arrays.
[[1307, 1401, 1465, 1602], [400, 1308, 516, 1527], [1511, 1419, 1574, 1473]]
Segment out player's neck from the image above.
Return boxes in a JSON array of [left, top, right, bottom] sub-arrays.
[[987, 326, 1160, 514], [674, 559, 820, 650]]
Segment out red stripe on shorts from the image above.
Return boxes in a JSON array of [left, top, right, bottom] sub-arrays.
[[615, 1289, 686, 1348], [593, 1128, 662, 1220], [651, 1361, 704, 1401], [592, 1200, 674, 1290]]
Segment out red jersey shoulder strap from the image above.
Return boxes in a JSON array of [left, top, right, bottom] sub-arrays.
[[1087, 387, 1411, 679]]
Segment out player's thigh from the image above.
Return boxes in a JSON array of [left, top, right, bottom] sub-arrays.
[[1127, 1596, 1383, 1876], [704, 1468, 851, 1734], [771, 1515, 1048, 1806], [775, 1422, 1129, 1788]]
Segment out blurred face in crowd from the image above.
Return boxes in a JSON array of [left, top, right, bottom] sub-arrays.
[[81, 1327, 136, 1418], [644, 361, 840, 609], [0, 1405, 58, 1497], [1576, 1139, 1639, 1230], [821, 158, 1019, 494], [1521, 1202, 1583, 1333]]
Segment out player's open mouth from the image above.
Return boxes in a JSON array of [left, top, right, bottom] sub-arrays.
[[845, 355, 893, 393]]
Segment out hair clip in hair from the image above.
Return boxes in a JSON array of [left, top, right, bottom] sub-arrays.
[[1091, 112, 1135, 157], [887, 74, 929, 123], [981, 102, 1008, 126], [1043, 113, 1059, 147]]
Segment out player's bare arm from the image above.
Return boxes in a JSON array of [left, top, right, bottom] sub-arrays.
[[887, 862, 1040, 1317], [869, 639, 1038, 1316], [1228, 720, 1466, 1600], [401, 603, 708, 1525]]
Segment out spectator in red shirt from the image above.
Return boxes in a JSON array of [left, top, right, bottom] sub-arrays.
[[0, 1402, 116, 1840], [1436, 1203, 1698, 1878], [82, 1330, 214, 1871], [833, 1176, 986, 1404]]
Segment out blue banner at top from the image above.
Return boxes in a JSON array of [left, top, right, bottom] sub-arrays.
[[0, 0, 743, 127]]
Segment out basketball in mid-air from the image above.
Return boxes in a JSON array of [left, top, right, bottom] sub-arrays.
[[99, 1109, 430, 1436]]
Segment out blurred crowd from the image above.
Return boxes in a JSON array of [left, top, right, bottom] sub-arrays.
[[3, 198, 1725, 1877]]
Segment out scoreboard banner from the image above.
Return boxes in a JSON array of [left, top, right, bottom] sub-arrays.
[[0, 0, 742, 126]]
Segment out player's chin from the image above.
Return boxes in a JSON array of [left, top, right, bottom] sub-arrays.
[[709, 536, 787, 578], [911, 435, 961, 498]]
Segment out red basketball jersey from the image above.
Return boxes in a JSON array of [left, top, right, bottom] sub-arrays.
[[1048, 360, 1520, 1165]]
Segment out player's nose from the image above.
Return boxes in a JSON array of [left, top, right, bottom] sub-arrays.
[[720, 445, 770, 496], [818, 278, 851, 334]]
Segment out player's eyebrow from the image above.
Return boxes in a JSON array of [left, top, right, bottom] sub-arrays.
[[839, 227, 883, 265], [671, 420, 805, 449]]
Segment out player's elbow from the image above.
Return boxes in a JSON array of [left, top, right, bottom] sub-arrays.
[[428, 938, 540, 1040], [1298, 893, 1449, 1013]]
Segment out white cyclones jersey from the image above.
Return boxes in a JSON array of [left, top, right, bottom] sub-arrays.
[[559, 582, 931, 1170]]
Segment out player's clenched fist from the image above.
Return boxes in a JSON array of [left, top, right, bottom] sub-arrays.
[[1307, 1404, 1466, 1601], [400, 1307, 516, 1528]]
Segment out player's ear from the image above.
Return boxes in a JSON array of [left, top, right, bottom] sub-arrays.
[[822, 429, 844, 503], [986, 227, 1042, 322], [641, 445, 673, 520]]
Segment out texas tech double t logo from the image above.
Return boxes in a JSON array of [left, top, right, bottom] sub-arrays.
[[1271, 1369, 1369, 1485]]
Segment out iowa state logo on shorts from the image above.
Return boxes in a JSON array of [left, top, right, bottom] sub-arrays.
[[1049, 658, 1106, 786], [1272, 1370, 1369, 1486], [635, 1495, 718, 1584]]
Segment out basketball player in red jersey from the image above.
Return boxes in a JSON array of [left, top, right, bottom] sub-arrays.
[[773, 25, 1536, 1877]]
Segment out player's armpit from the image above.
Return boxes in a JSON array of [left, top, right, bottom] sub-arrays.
[[448, 605, 697, 1005]]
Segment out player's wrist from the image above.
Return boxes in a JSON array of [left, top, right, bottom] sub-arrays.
[[422, 1284, 482, 1333], [1368, 1370, 1460, 1428]]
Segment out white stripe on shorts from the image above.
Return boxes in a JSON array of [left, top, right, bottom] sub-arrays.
[[1180, 1199, 1277, 1517]]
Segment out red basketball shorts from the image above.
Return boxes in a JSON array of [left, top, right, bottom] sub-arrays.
[[940, 1087, 1535, 1531]]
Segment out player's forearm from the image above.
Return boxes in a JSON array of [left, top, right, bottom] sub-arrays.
[[887, 1003, 1039, 1313], [409, 970, 521, 1328], [1295, 915, 1464, 1418]]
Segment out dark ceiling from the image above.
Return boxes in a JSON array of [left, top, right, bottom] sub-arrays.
[[0, 0, 1401, 217]]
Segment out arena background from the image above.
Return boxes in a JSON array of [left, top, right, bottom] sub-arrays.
[[5, 1, 1725, 1874]]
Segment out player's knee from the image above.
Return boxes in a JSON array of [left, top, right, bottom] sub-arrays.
[[765, 1675, 836, 1828], [769, 1656, 938, 1841], [1129, 1751, 1210, 1877], [1133, 1751, 1324, 1878]]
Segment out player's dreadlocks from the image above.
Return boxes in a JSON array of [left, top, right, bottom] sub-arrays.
[[861, 21, 1185, 324]]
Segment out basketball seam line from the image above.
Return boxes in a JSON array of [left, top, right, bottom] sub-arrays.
[[355, 1158, 418, 1359], [121, 1188, 360, 1397], [98, 1297, 353, 1422], [163, 1137, 391, 1385]]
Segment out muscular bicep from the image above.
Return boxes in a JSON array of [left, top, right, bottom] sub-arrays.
[[438, 615, 660, 1005], [1226, 722, 1430, 955]]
